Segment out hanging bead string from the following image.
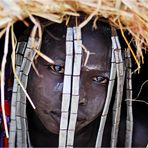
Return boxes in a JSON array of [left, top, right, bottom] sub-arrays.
[[9, 37, 40, 147], [95, 38, 116, 148], [9, 41, 27, 147], [125, 48, 133, 147], [66, 27, 82, 148], [111, 28, 125, 148], [59, 27, 82, 148], [59, 27, 74, 148]]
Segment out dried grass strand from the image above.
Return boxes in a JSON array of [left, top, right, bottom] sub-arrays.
[[118, 19, 141, 70], [134, 80, 148, 100], [125, 99, 148, 105], [33, 48, 54, 64]]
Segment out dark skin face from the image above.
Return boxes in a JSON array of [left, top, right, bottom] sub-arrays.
[[27, 22, 111, 134]]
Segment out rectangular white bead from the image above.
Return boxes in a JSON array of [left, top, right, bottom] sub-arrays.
[[16, 130, 23, 147], [115, 36, 121, 49], [73, 54, 82, 76], [9, 120, 16, 131], [16, 42, 27, 54], [60, 112, 69, 130], [10, 105, 16, 120], [63, 75, 71, 94], [66, 41, 73, 56], [67, 130, 75, 146], [20, 91, 26, 104], [20, 58, 26, 72], [66, 27, 73, 41], [111, 36, 117, 50], [16, 54, 23, 66], [72, 76, 80, 95], [74, 40, 82, 54], [23, 59, 32, 75], [16, 66, 21, 76], [24, 47, 36, 61], [71, 95, 79, 114], [68, 113, 77, 130], [27, 37, 40, 49], [16, 116, 22, 130], [64, 55, 73, 75], [73, 27, 81, 40], [16, 101, 26, 118], [61, 94, 71, 112], [12, 78, 18, 93], [11, 92, 17, 106], [59, 129, 67, 147], [21, 74, 28, 89], [9, 130, 16, 147], [16, 86, 20, 101]]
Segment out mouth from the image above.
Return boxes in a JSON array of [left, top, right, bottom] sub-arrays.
[[77, 116, 86, 123]]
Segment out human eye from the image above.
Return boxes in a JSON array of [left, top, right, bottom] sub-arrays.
[[48, 64, 64, 74], [92, 76, 108, 84]]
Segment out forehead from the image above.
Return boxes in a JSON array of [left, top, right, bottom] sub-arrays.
[[40, 22, 111, 71]]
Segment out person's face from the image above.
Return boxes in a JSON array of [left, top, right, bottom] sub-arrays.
[[27, 22, 111, 134]]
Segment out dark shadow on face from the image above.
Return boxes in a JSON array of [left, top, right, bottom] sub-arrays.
[[27, 21, 112, 134]]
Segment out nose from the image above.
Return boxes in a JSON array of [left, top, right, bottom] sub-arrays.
[[79, 97, 87, 105]]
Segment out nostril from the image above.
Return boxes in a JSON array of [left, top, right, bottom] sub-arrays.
[[79, 97, 87, 105]]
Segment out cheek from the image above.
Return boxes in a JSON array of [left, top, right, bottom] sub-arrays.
[[42, 77, 63, 93], [28, 68, 63, 107], [41, 74, 63, 95], [84, 85, 107, 117]]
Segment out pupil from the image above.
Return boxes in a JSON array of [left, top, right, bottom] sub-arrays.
[[97, 76, 103, 81], [55, 65, 61, 71]]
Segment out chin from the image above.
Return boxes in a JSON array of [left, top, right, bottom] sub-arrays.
[[37, 112, 60, 134], [38, 111, 99, 135], [44, 123, 59, 134], [76, 115, 99, 133]]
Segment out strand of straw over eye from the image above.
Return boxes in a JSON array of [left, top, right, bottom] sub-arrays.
[[33, 48, 54, 64], [0, 23, 10, 138]]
